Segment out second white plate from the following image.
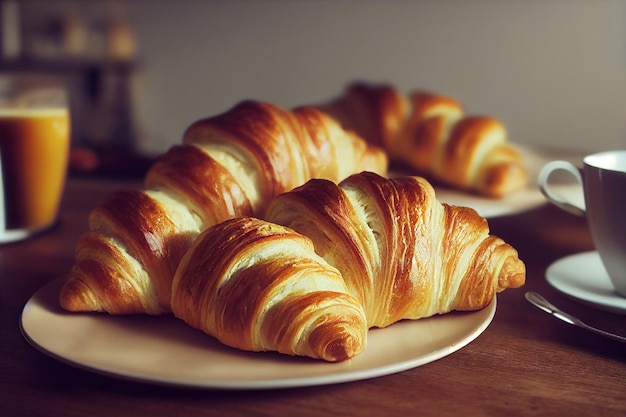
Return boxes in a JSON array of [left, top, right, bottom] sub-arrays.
[[393, 144, 558, 218]]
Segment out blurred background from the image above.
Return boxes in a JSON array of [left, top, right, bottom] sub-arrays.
[[2, 0, 625, 175]]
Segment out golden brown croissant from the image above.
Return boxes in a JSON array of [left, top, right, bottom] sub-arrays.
[[317, 82, 527, 198], [171, 216, 367, 362], [265, 171, 525, 328], [59, 100, 388, 315]]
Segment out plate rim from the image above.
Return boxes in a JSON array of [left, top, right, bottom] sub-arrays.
[[21, 278, 496, 390], [392, 143, 556, 218], [546, 250, 626, 314]]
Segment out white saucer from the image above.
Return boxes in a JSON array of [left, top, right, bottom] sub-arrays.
[[546, 251, 626, 314], [0, 220, 58, 244]]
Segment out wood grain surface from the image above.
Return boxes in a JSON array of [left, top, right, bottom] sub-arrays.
[[1, 177, 624, 417]]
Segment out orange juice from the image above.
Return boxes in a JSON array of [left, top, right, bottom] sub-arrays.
[[0, 108, 70, 230]]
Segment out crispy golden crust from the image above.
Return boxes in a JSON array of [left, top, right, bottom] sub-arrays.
[[61, 190, 198, 314], [171, 217, 367, 362], [266, 172, 526, 328], [59, 100, 387, 316], [60, 233, 149, 314], [318, 82, 527, 197], [403, 92, 464, 172], [318, 83, 408, 150], [145, 144, 252, 226]]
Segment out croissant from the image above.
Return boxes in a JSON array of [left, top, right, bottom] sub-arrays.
[[265, 171, 525, 328], [59, 100, 388, 315], [317, 82, 527, 198], [171, 216, 368, 362]]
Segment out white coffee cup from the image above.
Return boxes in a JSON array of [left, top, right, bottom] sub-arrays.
[[537, 150, 626, 297], [0, 74, 71, 244]]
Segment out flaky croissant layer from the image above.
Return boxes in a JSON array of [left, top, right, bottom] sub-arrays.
[[317, 82, 528, 198], [171, 172, 524, 361], [60, 100, 387, 315], [171, 217, 368, 362], [266, 171, 525, 328]]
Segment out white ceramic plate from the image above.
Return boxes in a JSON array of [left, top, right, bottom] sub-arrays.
[[21, 278, 496, 390], [434, 184, 545, 219], [546, 251, 626, 315], [391, 144, 555, 218]]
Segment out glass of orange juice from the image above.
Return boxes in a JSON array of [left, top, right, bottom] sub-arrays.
[[0, 74, 71, 243]]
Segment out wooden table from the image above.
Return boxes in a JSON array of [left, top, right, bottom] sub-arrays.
[[1, 176, 625, 417]]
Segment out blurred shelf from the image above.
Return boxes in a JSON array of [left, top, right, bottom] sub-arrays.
[[1, 56, 137, 73], [2, 55, 140, 153], [69, 147, 155, 180]]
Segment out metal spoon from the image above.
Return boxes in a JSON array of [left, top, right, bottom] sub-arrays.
[[525, 291, 626, 343]]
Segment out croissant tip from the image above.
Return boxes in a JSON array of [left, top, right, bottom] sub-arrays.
[[314, 325, 367, 362], [498, 257, 526, 291], [59, 278, 100, 313], [321, 339, 364, 362]]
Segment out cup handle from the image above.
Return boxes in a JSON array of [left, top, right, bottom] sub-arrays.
[[537, 160, 586, 217]]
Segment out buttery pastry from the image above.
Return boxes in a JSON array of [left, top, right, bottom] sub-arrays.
[[266, 171, 526, 328], [59, 101, 387, 315], [317, 82, 527, 198], [171, 216, 368, 362]]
